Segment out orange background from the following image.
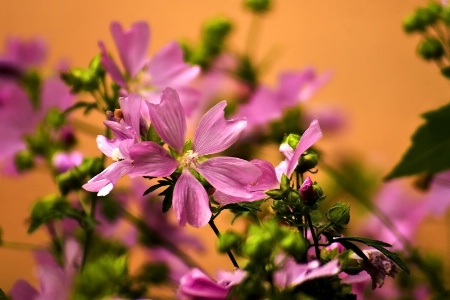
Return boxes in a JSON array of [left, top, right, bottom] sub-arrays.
[[1, 0, 449, 292]]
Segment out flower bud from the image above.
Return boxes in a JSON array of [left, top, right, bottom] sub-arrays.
[[299, 177, 324, 206], [244, 0, 272, 14], [441, 7, 450, 25], [417, 37, 444, 60], [327, 202, 350, 229], [282, 133, 300, 151], [45, 108, 65, 128], [14, 150, 34, 171], [297, 150, 319, 173], [280, 173, 291, 194]]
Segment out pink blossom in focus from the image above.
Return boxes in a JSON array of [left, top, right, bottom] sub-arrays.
[[129, 88, 261, 227]]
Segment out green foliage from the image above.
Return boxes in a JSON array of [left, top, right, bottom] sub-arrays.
[[14, 149, 34, 171], [386, 102, 450, 179], [217, 230, 243, 253], [28, 194, 93, 233], [244, 0, 272, 14], [417, 37, 444, 60], [72, 255, 128, 300], [0, 289, 6, 300]]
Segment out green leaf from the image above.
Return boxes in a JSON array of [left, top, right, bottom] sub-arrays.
[[337, 236, 392, 248], [0, 288, 6, 299], [160, 185, 174, 213], [386, 102, 450, 179], [64, 101, 98, 115]]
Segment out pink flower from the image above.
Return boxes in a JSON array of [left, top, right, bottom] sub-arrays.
[[360, 180, 425, 249], [10, 239, 80, 300], [82, 94, 151, 196], [423, 170, 450, 216], [1, 37, 47, 71], [52, 151, 83, 174], [177, 268, 246, 300], [274, 256, 340, 288], [99, 21, 201, 116], [233, 68, 331, 130], [129, 87, 261, 227], [213, 120, 322, 206]]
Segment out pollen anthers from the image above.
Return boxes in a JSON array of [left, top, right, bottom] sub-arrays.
[[180, 150, 199, 169], [111, 148, 124, 162]]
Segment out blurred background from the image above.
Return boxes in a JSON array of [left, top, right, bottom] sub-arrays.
[[0, 0, 449, 291]]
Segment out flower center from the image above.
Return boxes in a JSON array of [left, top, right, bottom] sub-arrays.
[[111, 148, 124, 162], [180, 150, 199, 169]]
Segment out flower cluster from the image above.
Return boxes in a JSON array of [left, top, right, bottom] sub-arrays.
[[4, 1, 450, 299]]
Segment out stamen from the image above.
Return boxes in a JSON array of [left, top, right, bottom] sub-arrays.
[[111, 148, 124, 162], [180, 150, 199, 169]]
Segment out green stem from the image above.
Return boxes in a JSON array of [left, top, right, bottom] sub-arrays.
[[208, 218, 240, 269], [81, 194, 97, 271], [306, 213, 321, 260]]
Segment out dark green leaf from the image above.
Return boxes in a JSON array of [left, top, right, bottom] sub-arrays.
[[336, 236, 392, 248], [0, 288, 6, 299], [336, 240, 368, 262], [369, 244, 410, 275], [386, 102, 450, 179], [143, 183, 166, 196], [161, 185, 174, 213]]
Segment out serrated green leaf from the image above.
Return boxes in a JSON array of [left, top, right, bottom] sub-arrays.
[[386, 102, 450, 179], [143, 183, 166, 196], [162, 185, 174, 213]]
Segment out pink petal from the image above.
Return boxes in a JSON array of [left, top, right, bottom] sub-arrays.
[[98, 41, 127, 87], [10, 280, 39, 300], [39, 77, 73, 115], [110, 21, 150, 78], [233, 87, 281, 128], [150, 247, 190, 283], [148, 41, 200, 88], [178, 268, 229, 299], [286, 119, 322, 177], [119, 93, 143, 139], [194, 101, 247, 156], [173, 171, 211, 227], [103, 120, 134, 141], [96, 135, 121, 157], [196, 157, 261, 198], [82, 160, 133, 196], [277, 68, 315, 107], [148, 88, 186, 153], [128, 142, 178, 177], [298, 70, 332, 102], [214, 159, 278, 205]]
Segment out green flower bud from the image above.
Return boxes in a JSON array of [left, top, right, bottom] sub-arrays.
[[236, 56, 258, 88], [217, 231, 243, 253], [45, 108, 65, 128], [14, 150, 34, 171], [280, 232, 307, 261], [243, 226, 273, 260], [56, 170, 80, 195], [28, 194, 68, 233], [244, 0, 272, 14], [287, 189, 300, 204], [280, 173, 291, 194], [297, 149, 319, 173], [417, 37, 444, 60], [327, 202, 350, 229], [282, 133, 301, 151]]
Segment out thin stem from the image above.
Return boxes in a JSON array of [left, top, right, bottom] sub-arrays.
[[245, 14, 261, 57], [306, 213, 321, 260], [81, 194, 97, 271], [208, 218, 240, 269]]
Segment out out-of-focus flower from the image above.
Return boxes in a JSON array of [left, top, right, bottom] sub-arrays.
[[274, 256, 340, 288], [423, 170, 450, 216], [177, 268, 246, 300], [233, 68, 331, 131], [361, 180, 425, 248], [129, 88, 260, 227], [350, 249, 398, 289], [0, 37, 47, 73], [52, 151, 83, 174], [10, 239, 80, 300], [99, 21, 201, 116]]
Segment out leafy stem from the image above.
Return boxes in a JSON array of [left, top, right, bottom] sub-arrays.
[[209, 218, 240, 269]]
